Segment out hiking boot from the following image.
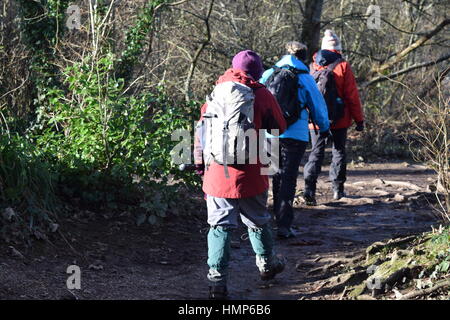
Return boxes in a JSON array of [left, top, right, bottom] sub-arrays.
[[277, 227, 297, 239], [260, 256, 286, 281], [208, 285, 228, 300], [333, 190, 346, 200], [302, 190, 317, 206]]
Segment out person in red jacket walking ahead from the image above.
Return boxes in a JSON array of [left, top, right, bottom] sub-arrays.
[[303, 30, 365, 205], [195, 50, 287, 299]]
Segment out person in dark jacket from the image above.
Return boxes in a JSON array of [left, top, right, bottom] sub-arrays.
[[303, 30, 365, 205], [195, 50, 287, 300], [260, 42, 330, 238]]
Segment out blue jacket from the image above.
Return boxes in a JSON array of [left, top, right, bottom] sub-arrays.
[[260, 55, 330, 142]]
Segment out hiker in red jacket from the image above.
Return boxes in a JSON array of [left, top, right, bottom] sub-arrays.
[[303, 30, 365, 205], [194, 50, 287, 300]]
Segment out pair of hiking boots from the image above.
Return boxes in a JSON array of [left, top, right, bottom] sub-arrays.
[[208, 257, 286, 300], [302, 189, 346, 206]]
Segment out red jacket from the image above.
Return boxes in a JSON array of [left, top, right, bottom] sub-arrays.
[[309, 50, 364, 130], [198, 68, 286, 199]]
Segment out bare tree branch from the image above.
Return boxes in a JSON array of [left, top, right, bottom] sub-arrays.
[[364, 52, 450, 87], [371, 18, 450, 75], [184, 0, 214, 102]]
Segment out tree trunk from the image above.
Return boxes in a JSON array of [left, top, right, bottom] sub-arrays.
[[300, 0, 324, 63]]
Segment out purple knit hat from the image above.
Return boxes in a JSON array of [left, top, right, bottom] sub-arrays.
[[232, 50, 264, 80]]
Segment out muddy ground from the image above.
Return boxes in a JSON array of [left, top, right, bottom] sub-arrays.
[[0, 161, 440, 300]]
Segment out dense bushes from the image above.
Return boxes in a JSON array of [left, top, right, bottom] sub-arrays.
[[0, 134, 56, 215], [32, 51, 200, 203], [1, 53, 200, 237], [0, 134, 59, 242], [0, 1, 204, 241]]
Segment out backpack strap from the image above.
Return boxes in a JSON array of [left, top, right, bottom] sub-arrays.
[[222, 120, 230, 179]]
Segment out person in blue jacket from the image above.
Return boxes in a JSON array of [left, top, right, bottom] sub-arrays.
[[260, 41, 330, 238]]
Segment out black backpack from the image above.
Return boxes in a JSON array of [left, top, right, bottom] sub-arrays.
[[311, 58, 344, 124], [265, 65, 309, 127]]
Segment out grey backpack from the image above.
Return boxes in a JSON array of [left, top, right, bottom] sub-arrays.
[[201, 81, 256, 178]]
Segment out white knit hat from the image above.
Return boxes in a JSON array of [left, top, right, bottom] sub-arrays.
[[321, 29, 342, 51]]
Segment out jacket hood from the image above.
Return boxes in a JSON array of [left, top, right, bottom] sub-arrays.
[[314, 49, 342, 67], [275, 55, 309, 72], [216, 68, 265, 89]]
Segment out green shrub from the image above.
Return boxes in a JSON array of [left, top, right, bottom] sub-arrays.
[[32, 51, 200, 211], [2, 1, 202, 234], [0, 134, 58, 229]]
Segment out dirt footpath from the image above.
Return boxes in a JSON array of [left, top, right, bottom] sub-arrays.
[[0, 162, 439, 300]]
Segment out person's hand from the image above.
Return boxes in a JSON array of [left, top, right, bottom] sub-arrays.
[[195, 163, 205, 176], [355, 121, 364, 132]]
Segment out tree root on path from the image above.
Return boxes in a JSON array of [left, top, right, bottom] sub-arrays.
[[398, 279, 450, 300], [314, 227, 450, 300], [307, 255, 366, 276], [366, 235, 417, 256], [307, 260, 344, 276], [312, 269, 369, 295], [352, 179, 422, 191]]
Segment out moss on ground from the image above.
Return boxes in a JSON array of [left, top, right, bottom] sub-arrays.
[[343, 226, 450, 299]]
